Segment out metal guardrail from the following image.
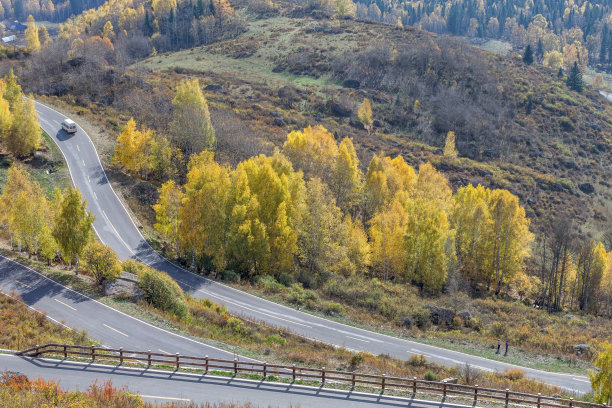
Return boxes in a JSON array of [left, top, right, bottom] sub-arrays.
[[16, 344, 605, 408]]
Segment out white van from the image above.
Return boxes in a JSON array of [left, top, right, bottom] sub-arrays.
[[61, 118, 77, 134]]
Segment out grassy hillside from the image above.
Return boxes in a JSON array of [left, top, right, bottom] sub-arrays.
[[132, 5, 612, 240]]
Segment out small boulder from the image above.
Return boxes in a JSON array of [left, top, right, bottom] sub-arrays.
[[427, 305, 456, 325], [204, 84, 222, 92], [103, 272, 143, 301], [572, 344, 590, 355], [442, 377, 459, 384], [272, 116, 286, 127]]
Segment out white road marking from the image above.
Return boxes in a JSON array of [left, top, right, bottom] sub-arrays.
[[158, 349, 171, 355], [101, 210, 138, 258], [88, 175, 90, 182], [572, 377, 590, 383], [82, 160, 85, 166], [15, 280, 31, 288], [103, 323, 129, 337], [140, 395, 190, 402], [346, 335, 370, 343], [94, 192, 98, 200], [76, 145, 80, 152], [54, 299, 77, 311]]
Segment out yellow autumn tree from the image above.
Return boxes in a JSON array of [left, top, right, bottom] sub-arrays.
[[152, 180, 183, 253], [282, 125, 338, 180], [299, 177, 347, 275], [38, 25, 52, 47], [179, 151, 230, 272], [102, 20, 115, 39], [404, 194, 455, 294], [172, 78, 215, 156], [369, 197, 408, 281], [590, 341, 612, 404], [25, 15, 40, 52], [443, 131, 458, 157], [112, 118, 153, 178], [452, 184, 492, 284], [331, 137, 362, 214], [7, 97, 41, 157], [487, 189, 533, 294], [358, 98, 373, 133]]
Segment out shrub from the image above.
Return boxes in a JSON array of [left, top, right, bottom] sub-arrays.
[[408, 354, 428, 367], [138, 267, 189, 320], [259, 275, 285, 294], [226, 317, 249, 336], [122, 259, 145, 276], [504, 368, 525, 381], [322, 301, 344, 316], [220, 269, 240, 283], [424, 371, 438, 381], [277, 271, 294, 287], [413, 308, 432, 329], [559, 117, 574, 131], [264, 334, 286, 346]]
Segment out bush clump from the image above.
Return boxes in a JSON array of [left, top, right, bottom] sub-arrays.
[[138, 268, 189, 320]]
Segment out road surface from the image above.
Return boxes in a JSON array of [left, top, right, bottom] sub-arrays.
[[0, 255, 249, 362], [32, 101, 591, 394], [0, 354, 474, 408]]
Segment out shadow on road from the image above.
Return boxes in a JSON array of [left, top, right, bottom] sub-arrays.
[[18, 357, 465, 408]]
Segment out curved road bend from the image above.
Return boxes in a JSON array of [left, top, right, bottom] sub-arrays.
[[0, 355, 474, 408], [34, 101, 590, 394], [0, 255, 250, 361]]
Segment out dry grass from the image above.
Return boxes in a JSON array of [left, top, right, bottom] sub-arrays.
[[0, 293, 93, 350]]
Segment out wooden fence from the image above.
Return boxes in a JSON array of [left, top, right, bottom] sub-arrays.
[[16, 343, 605, 408]]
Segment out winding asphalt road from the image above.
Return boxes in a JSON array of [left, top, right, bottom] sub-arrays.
[[28, 101, 590, 394], [0, 354, 474, 408]]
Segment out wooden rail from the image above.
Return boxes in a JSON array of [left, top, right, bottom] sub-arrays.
[[16, 344, 604, 408]]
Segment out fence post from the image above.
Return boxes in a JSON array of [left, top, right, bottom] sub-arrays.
[[474, 385, 478, 404], [175, 353, 180, 370], [382, 374, 386, 391], [351, 372, 356, 387], [505, 389, 510, 408], [412, 377, 417, 394], [91, 345, 95, 362], [569, 398, 573, 408], [234, 359, 238, 375], [34, 345, 39, 357], [63, 344, 67, 359], [263, 362, 267, 379], [119, 348, 123, 364], [537, 393, 541, 408], [443, 380, 447, 398], [205, 355, 209, 372], [292, 365, 296, 382], [321, 367, 326, 384]]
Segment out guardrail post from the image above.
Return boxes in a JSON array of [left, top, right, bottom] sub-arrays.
[[351, 372, 356, 387], [119, 347, 123, 365], [205, 355, 209, 372], [147, 350, 151, 367], [234, 359, 238, 375], [537, 393, 541, 408], [505, 388, 510, 408], [382, 374, 386, 391], [63, 344, 67, 359], [292, 365, 296, 382], [91, 345, 95, 361], [413, 377, 417, 394], [443, 380, 447, 398], [263, 362, 267, 379], [321, 367, 326, 384], [474, 385, 478, 403], [175, 353, 180, 370]]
